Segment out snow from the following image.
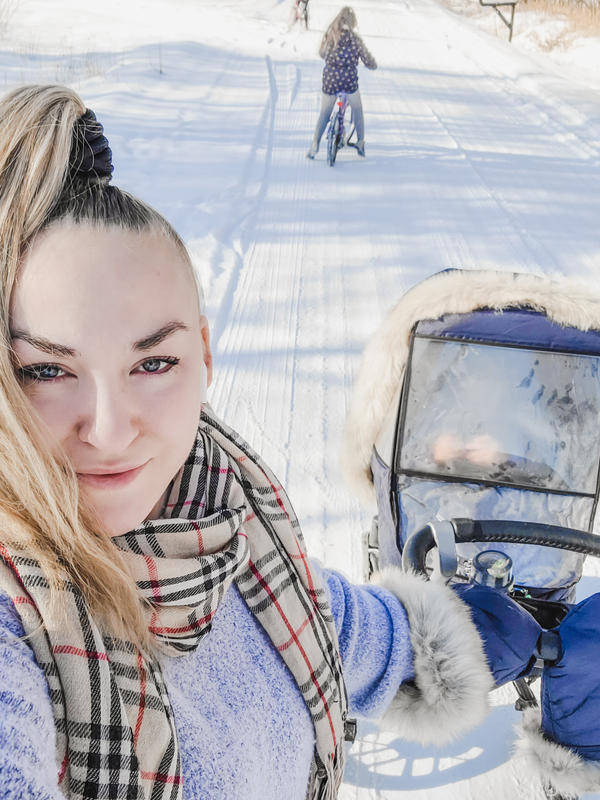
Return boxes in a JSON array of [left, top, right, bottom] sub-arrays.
[[440, 0, 600, 87], [3, 0, 600, 797]]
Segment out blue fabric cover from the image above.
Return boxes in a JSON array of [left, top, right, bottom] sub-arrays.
[[452, 583, 541, 687], [416, 309, 600, 355], [541, 592, 600, 761]]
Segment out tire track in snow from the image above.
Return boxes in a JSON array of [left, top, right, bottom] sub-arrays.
[[420, 0, 600, 274], [372, 58, 554, 271], [210, 55, 279, 352], [426, 68, 600, 273], [371, 20, 596, 275], [211, 48, 372, 569], [210, 57, 308, 484], [416, 98, 563, 271]]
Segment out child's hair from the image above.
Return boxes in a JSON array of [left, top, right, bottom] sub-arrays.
[[320, 6, 357, 55], [0, 85, 198, 650]]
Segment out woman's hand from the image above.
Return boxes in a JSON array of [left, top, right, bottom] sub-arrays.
[[452, 583, 542, 686]]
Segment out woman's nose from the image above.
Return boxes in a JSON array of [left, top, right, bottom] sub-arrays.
[[77, 381, 140, 452]]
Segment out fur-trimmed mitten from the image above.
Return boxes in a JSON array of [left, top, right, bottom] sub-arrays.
[[373, 569, 541, 746], [517, 592, 600, 797], [452, 583, 542, 686]]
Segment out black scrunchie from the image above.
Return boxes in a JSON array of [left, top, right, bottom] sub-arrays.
[[70, 108, 114, 180]]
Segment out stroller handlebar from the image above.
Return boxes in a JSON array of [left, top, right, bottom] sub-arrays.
[[402, 519, 600, 575]]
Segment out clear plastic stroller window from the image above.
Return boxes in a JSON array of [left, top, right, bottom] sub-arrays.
[[398, 338, 600, 494]]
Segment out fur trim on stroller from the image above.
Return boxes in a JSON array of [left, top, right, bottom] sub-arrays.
[[343, 269, 600, 502], [516, 707, 600, 796], [372, 568, 493, 745]]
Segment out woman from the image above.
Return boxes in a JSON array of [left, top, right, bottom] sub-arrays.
[[307, 7, 377, 159], [0, 85, 540, 800]]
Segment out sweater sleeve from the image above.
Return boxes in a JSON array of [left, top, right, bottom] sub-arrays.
[[0, 593, 63, 799], [315, 564, 495, 746], [356, 35, 377, 70], [312, 562, 415, 718]]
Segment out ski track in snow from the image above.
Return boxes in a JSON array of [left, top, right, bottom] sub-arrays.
[[4, 0, 600, 796]]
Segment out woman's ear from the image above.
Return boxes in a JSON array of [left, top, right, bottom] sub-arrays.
[[199, 315, 213, 386]]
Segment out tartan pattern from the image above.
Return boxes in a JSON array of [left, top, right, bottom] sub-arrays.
[[0, 549, 180, 800], [0, 405, 347, 800], [197, 407, 349, 798]]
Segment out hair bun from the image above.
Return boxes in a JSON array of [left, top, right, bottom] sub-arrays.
[[70, 108, 114, 180]]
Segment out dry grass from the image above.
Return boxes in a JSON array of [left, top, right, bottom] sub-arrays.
[[520, 0, 600, 35]]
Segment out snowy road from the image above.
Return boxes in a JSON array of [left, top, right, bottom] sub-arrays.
[[5, 0, 600, 796], [201, 0, 600, 576]]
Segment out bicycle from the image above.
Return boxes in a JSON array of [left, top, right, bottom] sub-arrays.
[[326, 93, 357, 166]]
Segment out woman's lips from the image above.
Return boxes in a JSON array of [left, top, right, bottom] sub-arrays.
[[76, 463, 147, 489]]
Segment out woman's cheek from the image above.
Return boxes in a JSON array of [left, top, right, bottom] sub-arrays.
[[23, 384, 80, 438], [139, 371, 203, 423]]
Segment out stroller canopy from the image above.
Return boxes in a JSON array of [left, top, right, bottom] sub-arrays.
[[344, 269, 600, 499], [344, 269, 600, 594]]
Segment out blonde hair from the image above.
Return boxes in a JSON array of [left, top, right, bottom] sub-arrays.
[[320, 6, 357, 56], [0, 85, 198, 651]]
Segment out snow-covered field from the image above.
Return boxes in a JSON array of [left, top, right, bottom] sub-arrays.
[[3, 0, 600, 797]]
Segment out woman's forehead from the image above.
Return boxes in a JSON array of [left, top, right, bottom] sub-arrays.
[[12, 224, 199, 341]]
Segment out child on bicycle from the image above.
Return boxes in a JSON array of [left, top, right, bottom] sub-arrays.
[[307, 6, 377, 159]]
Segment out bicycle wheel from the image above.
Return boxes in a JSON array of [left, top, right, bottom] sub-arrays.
[[327, 115, 340, 166]]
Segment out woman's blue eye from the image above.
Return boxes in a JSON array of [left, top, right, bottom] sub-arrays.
[[138, 357, 179, 374], [17, 358, 179, 382], [19, 364, 66, 382]]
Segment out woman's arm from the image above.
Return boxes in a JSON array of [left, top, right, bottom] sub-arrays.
[[317, 563, 415, 718], [315, 563, 494, 745], [355, 35, 377, 70], [0, 594, 63, 799]]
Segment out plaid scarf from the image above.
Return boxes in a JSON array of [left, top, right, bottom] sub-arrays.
[[0, 406, 349, 800]]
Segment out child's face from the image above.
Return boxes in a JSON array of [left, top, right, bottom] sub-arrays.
[[11, 223, 210, 537]]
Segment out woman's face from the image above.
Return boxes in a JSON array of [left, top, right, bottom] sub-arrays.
[[10, 223, 211, 537]]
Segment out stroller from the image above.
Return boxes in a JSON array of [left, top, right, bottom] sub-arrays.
[[344, 269, 600, 800]]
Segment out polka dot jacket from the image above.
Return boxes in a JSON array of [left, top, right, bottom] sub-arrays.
[[321, 29, 377, 95]]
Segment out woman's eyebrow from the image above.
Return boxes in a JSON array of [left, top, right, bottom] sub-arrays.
[[10, 321, 189, 357], [133, 321, 189, 351], [10, 331, 76, 357]]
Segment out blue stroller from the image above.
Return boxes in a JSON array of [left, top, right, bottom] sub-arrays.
[[344, 269, 600, 800]]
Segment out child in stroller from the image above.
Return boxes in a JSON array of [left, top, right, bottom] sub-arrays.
[[344, 269, 600, 799]]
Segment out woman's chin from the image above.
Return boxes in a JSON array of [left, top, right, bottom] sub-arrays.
[[98, 492, 169, 537], [78, 477, 169, 537], [87, 502, 154, 539]]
